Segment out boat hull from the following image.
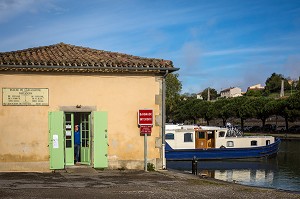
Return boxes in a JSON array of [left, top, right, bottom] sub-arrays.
[[165, 138, 281, 160]]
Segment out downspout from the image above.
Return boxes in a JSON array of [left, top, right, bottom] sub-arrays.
[[162, 70, 169, 169]]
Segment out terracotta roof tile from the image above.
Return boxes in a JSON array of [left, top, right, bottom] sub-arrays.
[[0, 43, 178, 73]]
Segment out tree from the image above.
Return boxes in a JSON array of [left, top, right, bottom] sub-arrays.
[[296, 77, 300, 91], [250, 97, 274, 128], [195, 100, 215, 125], [265, 73, 290, 93], [166, 73, 182, 122], [212, 98, 234, 126], [201, 88, 219, 101], [245, 89, 263, 97], [273, 98, 290, 130], [230, 97, 253, 130], [286, 91, 300, 122]]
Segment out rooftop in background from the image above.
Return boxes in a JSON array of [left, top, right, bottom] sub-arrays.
[[0, 43, 178, 74], [247, 84, 265, 91]]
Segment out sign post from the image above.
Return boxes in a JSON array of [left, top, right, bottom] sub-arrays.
[[138, 109, 153, 172]]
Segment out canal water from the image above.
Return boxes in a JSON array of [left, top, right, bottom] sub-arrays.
[[166, 140, 300, 192]]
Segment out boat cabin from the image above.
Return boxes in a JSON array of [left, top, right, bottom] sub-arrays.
[[166, 125, 275, 150]]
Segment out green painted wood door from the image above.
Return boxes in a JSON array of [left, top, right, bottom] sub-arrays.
[[80, 113, 91, 165], [48, 111, 65, 170], [93, 111, 108, 168], [64, 113, 74, 165]]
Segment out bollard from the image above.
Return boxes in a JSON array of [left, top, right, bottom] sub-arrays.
[[192, 157, 198, 175]]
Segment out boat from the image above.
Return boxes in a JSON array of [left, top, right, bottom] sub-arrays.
[[165, 124, 281, 160]]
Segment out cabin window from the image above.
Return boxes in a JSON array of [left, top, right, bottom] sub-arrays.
[[198, 132, 205, 139], [266, 140, 270, 145], [184, 133, 193, 142], [227, 141, 234, 147], [219, 131, 225, 137], [165, 133, 174, 140], [251, 140, 257, 146]]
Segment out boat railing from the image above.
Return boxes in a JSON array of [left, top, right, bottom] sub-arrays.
[[226, 127, 243, 137]]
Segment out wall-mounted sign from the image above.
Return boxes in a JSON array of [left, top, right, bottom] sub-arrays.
[[138, 109, 153, 126], [2, 88, 49, 106], [140, 125, 152, 135]]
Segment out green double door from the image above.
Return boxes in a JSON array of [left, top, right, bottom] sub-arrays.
[[48, 111, 108, 170]]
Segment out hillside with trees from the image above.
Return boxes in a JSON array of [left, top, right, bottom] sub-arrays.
[[166, 73, 300, 132]]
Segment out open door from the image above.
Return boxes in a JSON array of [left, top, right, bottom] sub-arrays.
[[80, 113, 91, 165], [93, 111, 108, 168], [48, 111, 65, 169], [64, 113, 74, 166]]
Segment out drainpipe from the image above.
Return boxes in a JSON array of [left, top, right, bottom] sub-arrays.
[[162, 70, 168, 169]]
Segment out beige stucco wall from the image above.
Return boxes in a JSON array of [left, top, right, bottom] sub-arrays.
[[0, 72, 163, 171]]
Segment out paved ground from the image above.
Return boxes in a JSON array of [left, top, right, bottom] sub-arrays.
[[0, 168, 299, 199]]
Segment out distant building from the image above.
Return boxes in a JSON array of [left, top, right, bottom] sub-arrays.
[[247, 84, 264, 91], [196, 92, 203, 100], [220, 87, 242, 98]]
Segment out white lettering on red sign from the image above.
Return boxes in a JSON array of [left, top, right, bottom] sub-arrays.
[[138, 109, 153, 125]]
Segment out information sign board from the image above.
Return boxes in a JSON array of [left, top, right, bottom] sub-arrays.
[[138, 109, 153, 126], [2, 88, 49, 106]]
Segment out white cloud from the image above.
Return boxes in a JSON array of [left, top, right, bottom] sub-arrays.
[[203, 47, 293, 57]]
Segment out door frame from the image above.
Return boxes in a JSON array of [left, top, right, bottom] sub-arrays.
[[49, 107, 108, 169]]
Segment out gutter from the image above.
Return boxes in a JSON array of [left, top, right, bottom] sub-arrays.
[[0, 64, 179, 73], [162, 70, 169, 169]]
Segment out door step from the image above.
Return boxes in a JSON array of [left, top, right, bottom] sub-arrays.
[[65, 166, 98, 174]]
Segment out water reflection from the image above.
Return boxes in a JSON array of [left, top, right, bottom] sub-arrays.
[[167, 140, 300, 192], [199, 169, 275, 188]]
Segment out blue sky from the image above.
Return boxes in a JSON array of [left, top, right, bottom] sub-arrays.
[[1, 0, 299, 93]]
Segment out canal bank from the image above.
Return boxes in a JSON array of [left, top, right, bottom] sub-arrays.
[[0, 169, 299, 198]]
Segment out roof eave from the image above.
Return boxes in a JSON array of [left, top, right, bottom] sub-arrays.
[[0, 64, 179, 74]]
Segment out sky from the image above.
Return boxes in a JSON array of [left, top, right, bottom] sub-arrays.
[[1, 0, 300, 93]]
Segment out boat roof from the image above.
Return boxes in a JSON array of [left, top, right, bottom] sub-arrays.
[[198, 126, 227, 131], [165, 124, 197, 130], [165, 124, 227, 131]]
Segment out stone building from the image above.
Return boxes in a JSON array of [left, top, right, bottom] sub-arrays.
[[0, 43, 178, 171], [220, 87, 242, 98]]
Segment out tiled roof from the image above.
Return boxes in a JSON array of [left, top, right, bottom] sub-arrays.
[[0, 43, 178, 73]]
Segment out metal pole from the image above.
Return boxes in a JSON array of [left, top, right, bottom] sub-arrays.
[[144, 133, 148, 171], [162, 70, 168, 170]]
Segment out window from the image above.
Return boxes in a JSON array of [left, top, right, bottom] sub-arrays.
[[198, 132, 205, 139], [65, 113, 73, 148], [165, 133, 174, 140], [227, 141, 234, 147], [266, 140, 270, 145], [184, 133, 193, 142], [251, 140, 257, 146], [219, 131, 225, 137]]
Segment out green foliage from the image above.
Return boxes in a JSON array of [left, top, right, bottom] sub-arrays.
[[166, 73, 182, 122], [201, 88, 219, 101], [212, 98, 234, 126], [265, 73, 290, 93], [147, 163, 155, 171], [296, 77, 300, 90], [245, 89, 263, 97], [165, 73, 299, 127], [249, 97, 274, 127], [195, 100, 214, 125]]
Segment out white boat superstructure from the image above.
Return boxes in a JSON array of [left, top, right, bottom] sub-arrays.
[[165, 124, 275, 150]]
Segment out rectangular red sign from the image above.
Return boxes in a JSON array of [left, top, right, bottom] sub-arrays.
[[138, 109, 153, 126], [140, 125, 152, 135]]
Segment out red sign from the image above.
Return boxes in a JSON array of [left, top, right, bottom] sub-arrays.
[[140, 125, 152, 135], [138, 109, 153, 126]]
